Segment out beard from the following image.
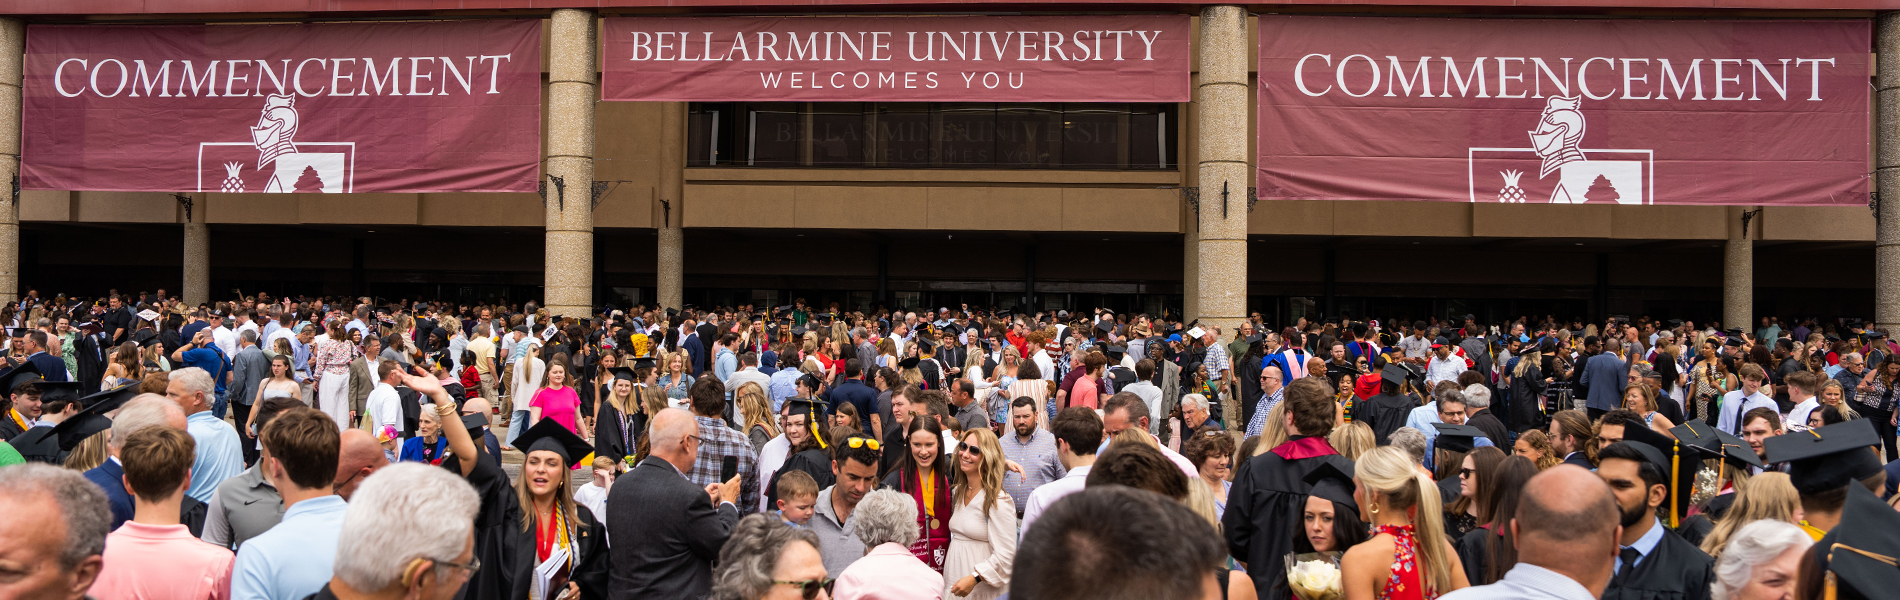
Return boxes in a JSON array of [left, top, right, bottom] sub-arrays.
[[1014, 422, 1034, 438], [1619, 498, 1650, 528]]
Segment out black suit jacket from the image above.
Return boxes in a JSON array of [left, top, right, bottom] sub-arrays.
[[606, 456, 738, 600]]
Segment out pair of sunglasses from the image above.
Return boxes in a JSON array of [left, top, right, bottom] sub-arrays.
[[774, 578, 835, 599]]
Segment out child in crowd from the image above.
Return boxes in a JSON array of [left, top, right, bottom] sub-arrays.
[[775, 469, 820, 527]]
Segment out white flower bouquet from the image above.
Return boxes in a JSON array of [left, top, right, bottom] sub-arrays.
[[1286, 551, 1344, 600]]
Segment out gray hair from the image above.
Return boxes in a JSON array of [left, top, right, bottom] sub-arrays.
[[0, 464, 109, 569], [1844, 352, 1864, 364], [240, 330, 259, 344], [169, 367, 216, 399], [711, 514, 822, 600], [332, 463, 480, 592], [851, 489, 921, 548], [110, 395, 184, 450], [1180, 393, 1209, 414], [1389, 427, 1428, 465], [1461, 384, 1491, 409], [1712, 520, 1812, 600]]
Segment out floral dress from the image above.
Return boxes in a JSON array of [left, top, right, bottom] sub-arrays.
[[1374, 524, 1435, 600]]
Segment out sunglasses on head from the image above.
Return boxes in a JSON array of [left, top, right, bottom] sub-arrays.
[[845, 437, 880, 450]]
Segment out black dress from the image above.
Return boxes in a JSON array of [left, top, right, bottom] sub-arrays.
[[1600, 524, 1715, 600], [508, 505, 611, 600], [443, 447, 524, 600]]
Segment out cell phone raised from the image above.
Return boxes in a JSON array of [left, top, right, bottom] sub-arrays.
[[719, 455, 738, 483]]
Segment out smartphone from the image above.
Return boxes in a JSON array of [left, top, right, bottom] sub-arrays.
[[719, 456, 738, 482]]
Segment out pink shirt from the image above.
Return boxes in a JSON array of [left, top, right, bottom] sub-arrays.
[[833, 542, 945, 600], [1070, 376, 1102, 410], [530, 386, 582, 434], [91, 521, 234, 600]]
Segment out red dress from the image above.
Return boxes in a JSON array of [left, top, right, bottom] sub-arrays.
[[1373, 524, 1435, 600]]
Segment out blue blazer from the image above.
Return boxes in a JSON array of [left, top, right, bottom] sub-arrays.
[[27, 352, 67, 382], [83, 460, 133, 530]]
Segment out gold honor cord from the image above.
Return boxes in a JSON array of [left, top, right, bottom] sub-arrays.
[[1669, 440, 1680, 529]]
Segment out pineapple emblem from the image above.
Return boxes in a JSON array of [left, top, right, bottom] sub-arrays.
[[1496, 169, 1527, 203], [219, 162, 245, 194]]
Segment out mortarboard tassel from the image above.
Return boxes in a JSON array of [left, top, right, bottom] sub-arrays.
[[1670, 440, 1680, 529]]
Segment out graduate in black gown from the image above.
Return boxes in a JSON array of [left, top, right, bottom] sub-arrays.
[[509, 419, 611, 600], [0, 362, 45, 442], [765, 397, 835, 507], [1597, 424, 1715, 600], [1803, 483, 1899, 600], [14, 382, 87, 464], [404, 366, 519, 600], [1667, 418, 1763, 545], [1223, 377, 1356, 600], [592, 364, 651, 471], [1352, 364, 1422, 445]]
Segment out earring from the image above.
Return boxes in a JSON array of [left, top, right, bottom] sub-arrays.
[[1369, 503, 1379, 515]]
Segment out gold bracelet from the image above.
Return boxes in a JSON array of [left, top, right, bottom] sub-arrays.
[[435, 403, 458, 417]]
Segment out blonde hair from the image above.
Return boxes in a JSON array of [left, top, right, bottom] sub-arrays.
[[1251, 400, 1290, 459], [1327, 421, 1375, 461], [737, 382, 779, 439], [63, 431, 110, 472], [1183, 476, 1222, 532], [1357, 446, 1453, 594], [954, 428, 1008, 516], [1699, 472, 1801, 559]]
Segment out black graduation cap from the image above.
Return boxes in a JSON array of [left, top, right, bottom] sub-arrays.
[[1093, 321, 1113, 336], [133, 329, 160, 348], [1725, 327, 1745, 338], [1823, 484, 1900, 599], [941, 323, 963, 337], [1669, 418, 1763, 472], [1724, 336, 1745, 347], [1302, 460, 1359, 515], [1103, 345, 1127, 360], [898, 356, 920, 369], [0, 361, 43, 393], [1379, 363, 1417, 386], [1620, 422, 1709, 526], [786, 397, 829, 449], [790, 326, 808, 337], [1765, 418, 1884, 496], [1431, 423, 1484, 453], [631, 356, 656, 371], [79, 383, 140, 414], [514, 418, 593, 469], [608, 366, 637, 382], [459, 412, 489, 434], [35, 381, 86, 406], [915, 337, 934, 354], [24, 413, 109, 453]]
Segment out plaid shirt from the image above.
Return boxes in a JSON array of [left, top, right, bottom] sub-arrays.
[[1203, 342, 1230, 382], [691, 416, 759, 515]]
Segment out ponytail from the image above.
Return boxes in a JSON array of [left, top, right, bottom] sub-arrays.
[[1409, 470, 1454, 594]]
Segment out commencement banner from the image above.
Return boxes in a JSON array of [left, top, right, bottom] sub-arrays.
[[1256, 17, 1869, 206], [602, 16, 1190, 102], [23, 20, 542, 194]]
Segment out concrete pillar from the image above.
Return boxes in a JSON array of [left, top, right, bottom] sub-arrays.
[[544, 9, 597, 316], [0, 19, 20, 304], [1723, 205, 1753, 332], [1195, 6, 1248, 335], [657, 103, 685, 310], [183, 193, 208, 306], [1877, 13, 1900, 334]]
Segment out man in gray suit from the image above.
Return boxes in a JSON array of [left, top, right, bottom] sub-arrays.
[[227, 330, 272, 465], [607, 408, 742, 600], [1581, 337, 1628, 421]]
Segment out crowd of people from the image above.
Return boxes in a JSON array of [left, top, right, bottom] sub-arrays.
[[0, 291, 1897, 600]]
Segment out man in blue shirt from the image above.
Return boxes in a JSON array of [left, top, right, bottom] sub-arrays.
[[164, 366, 242, 504], [231, 408, 347, 600], [171, 329, 231, 415], [825, 359, 880, 436]]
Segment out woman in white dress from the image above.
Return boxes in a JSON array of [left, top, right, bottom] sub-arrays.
[[942, 428, 1016, 600], [312, 319, 359, 432]]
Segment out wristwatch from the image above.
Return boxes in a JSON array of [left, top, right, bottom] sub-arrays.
[[972, 573, 984, 585]]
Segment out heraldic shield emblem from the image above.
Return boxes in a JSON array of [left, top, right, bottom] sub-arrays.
[[1467, 95, 1651, 204], [197, 94, 356, 194]]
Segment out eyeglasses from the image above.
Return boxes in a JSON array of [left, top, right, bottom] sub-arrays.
[[846, 437, 880, 450], [434, 556, 481, 576], [1458, 468, 1476, 479], [775, 578, 835, 600], [684, 434, 702, 446]]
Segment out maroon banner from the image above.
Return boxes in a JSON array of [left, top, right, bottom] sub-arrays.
[[602, 16, 1190, 102], [22, 20, 542, 194], [1257, 17, 1870, 206]]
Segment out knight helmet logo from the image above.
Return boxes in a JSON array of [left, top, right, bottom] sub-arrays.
[[1529, 95, 1585, 178], [250, 94, 300, 169]]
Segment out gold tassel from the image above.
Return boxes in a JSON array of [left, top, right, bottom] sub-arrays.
[[1825, 570, 1838, 600], [1670, 440, 1680, 529]]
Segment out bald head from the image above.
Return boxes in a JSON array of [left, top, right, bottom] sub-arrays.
[[462, 398, 492, 421], [334, 429, 389, 501], [1513, 465, 1621, 596], [648, 408, 699, 472]]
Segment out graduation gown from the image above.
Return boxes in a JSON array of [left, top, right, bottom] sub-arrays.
[[1674, 515, 1713, 549], [0, 413, 24, 441], [445, 448, 525, 600], [75, 332, 108, 393], [1222, 436, 1355, 600], [765, 447, 835, 508], [1355, 393, 1418, 445], [13, 425, 60, 463], [509, 504, 611, 600], [1435, 475, 1461, 506], [1456, 526, 1499, 586], [1601, 525, 1714, 600], [592, 401, 645, 468]]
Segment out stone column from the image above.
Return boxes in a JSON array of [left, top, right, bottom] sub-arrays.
[[1198, 6, 1249, 426], [657, 102, 685, 310], [0, 19, 20, 304], [544, 9, 597, 316], [1877, 13, 1900, 334], [183, 194, 208, 306], [1723, 204, 1753, 332]]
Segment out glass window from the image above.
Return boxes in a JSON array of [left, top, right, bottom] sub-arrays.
[[688, 102, 1176, 170]]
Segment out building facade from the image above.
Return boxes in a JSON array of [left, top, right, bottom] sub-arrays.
[[0, 1, 1891, 336]]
